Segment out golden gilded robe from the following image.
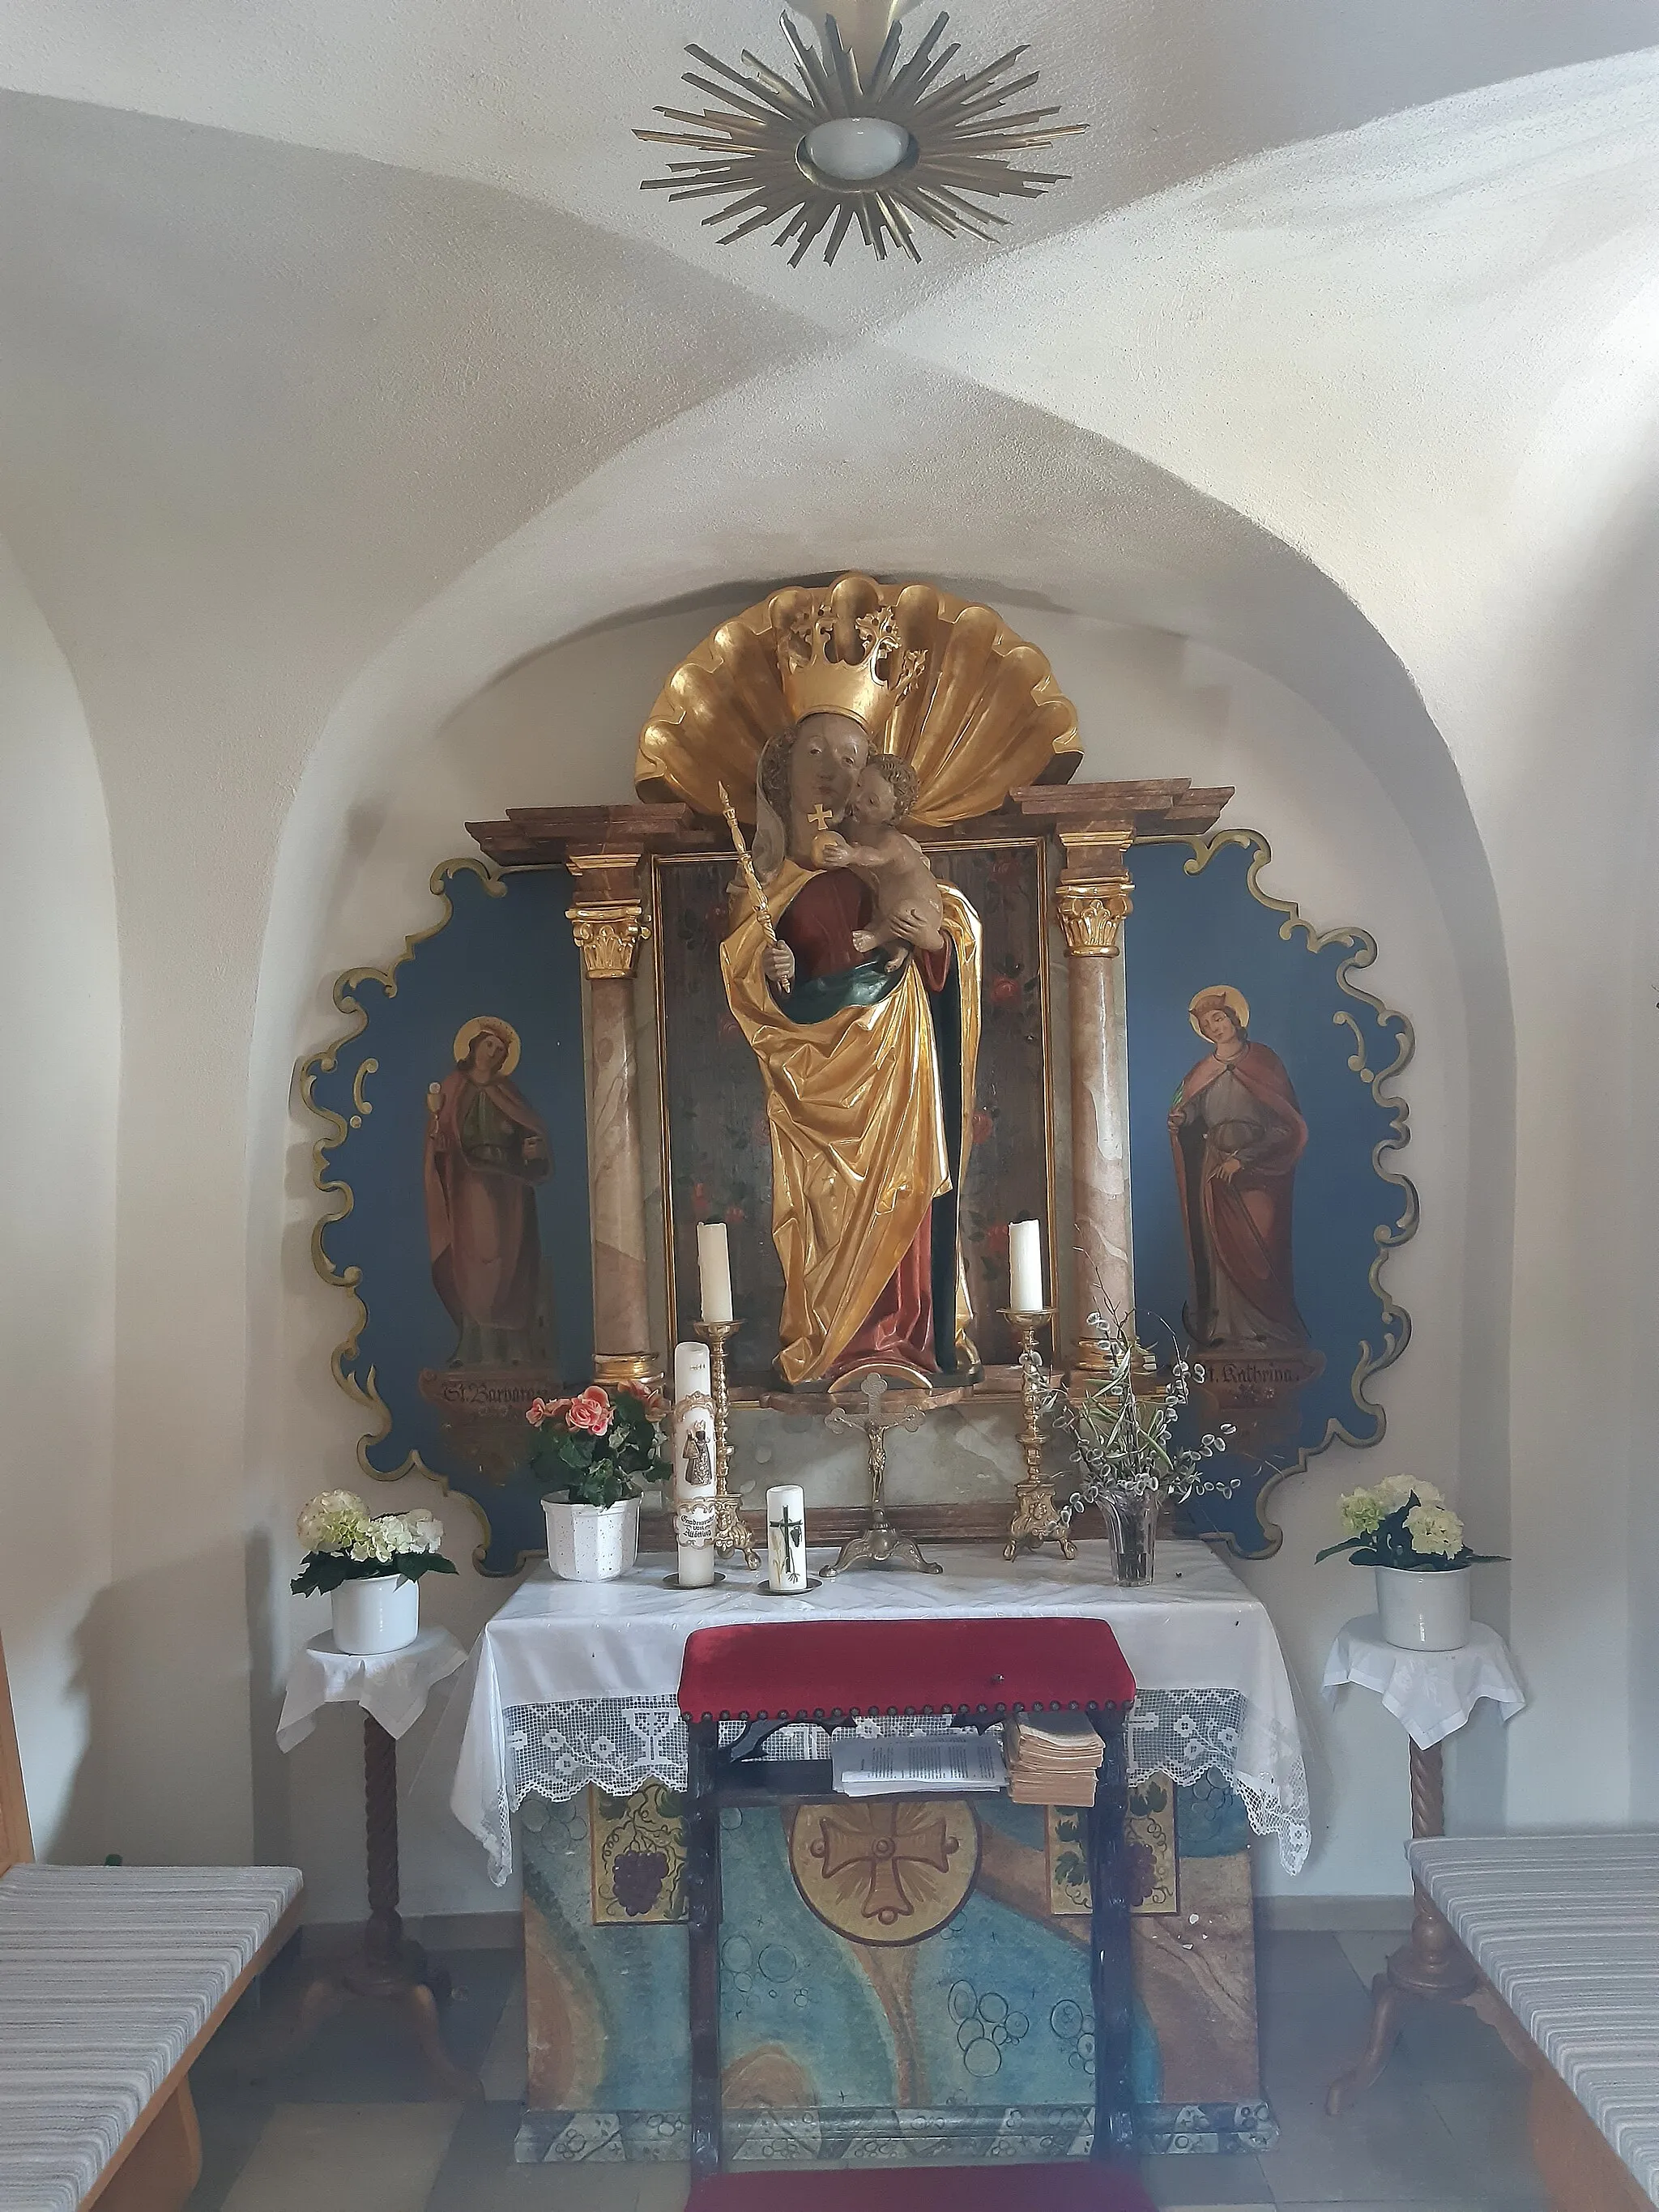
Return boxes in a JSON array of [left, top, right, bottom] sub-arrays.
[[721, 860, 982, 1387]]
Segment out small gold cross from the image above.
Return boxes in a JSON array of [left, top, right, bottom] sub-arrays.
[[808, 803, 836, 832]]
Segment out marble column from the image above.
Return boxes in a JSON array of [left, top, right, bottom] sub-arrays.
[[566, 857, 657, 1389], [1054, 836, 1135, 1370]]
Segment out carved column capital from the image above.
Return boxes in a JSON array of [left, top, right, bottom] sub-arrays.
[[567, 899, 650, 980], [1055, 881, 1132, 957]]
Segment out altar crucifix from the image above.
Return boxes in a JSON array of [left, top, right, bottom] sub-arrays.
[[821, 1372, 937, 1577]]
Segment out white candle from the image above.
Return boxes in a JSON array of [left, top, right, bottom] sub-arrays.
[[766, 1485, 808, 1593], [1009, 1218, 1045, 1313], [671, 1338, 719, 1586], [676, 1534, 717, 1588], [697, 1221, 735, 1324], [673, 1340, 711, 1403]]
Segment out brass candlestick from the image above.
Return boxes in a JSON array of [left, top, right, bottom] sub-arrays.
[[1001, 1307, 1076, 1562], [693, 1319, 760, 1570]]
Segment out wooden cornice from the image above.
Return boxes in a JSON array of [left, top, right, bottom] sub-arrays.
[[467, 781, 1231, 870]]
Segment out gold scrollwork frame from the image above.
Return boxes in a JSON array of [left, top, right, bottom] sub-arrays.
[[1157, 830, 1418, 1554], [296, 855, 510, 1571]]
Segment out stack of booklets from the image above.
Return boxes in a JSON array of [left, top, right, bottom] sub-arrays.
[[1002, 1712, 1105, 1805], [830, 1731, 1007, 1798]]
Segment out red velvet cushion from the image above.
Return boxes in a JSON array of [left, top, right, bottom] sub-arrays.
[[688, 2163, 1155, 2211], [677, 1617, 1134, 1722]]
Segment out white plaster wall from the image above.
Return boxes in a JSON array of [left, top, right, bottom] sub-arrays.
[[0, 535, 118, 1857], [273, 599, 1469, 1915]]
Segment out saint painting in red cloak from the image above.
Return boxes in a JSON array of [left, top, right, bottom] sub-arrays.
[[1168, 986, 1309, 1352], [424, 1016, 552, 1368]]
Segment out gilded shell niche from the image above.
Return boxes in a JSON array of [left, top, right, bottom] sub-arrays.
[[633, 573, 1080, 827]]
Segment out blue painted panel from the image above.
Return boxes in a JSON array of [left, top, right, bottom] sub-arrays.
[[1124, 837, 1414, 1556], [304, 863, 592, 1571]]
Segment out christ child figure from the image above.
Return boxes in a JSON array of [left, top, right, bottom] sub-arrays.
[[815, 756, 945, 967]]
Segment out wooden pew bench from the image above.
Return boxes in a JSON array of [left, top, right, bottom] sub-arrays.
[[1410, 1834, 1659, 2212], [0, 1639, 301, 2211]]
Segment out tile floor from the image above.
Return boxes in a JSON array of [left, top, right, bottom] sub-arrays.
[[185, 1929, 1547, 2212]]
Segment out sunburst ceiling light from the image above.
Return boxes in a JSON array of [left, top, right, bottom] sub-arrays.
[[635, 2, 1084, 267]]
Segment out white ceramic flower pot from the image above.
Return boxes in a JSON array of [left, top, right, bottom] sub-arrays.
[[331, 1573, 420, 1655], [545, 1498, 640, 1582], [1376, 1564, 1470, 1652]]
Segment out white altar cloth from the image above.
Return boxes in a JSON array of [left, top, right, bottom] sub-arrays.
[[450, 1538, 1310, 1884]]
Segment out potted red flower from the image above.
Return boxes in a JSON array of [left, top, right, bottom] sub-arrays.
[[526, 1382, 668, 1581]]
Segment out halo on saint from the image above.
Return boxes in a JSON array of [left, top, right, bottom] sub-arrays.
[[452, 1014, 522, 1074], [1189, 983, 1250, 1037], [633, 572, 1081, 828]]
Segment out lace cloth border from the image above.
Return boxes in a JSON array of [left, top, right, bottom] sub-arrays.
[[485, 1687, 1309, 1883]]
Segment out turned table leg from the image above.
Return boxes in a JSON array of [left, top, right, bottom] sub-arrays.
[[1326, 1738, 1475, 2114], [289, 1715, 480, 2100]]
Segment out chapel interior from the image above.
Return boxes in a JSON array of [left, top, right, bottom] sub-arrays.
[[6, 6, 1659, 2212]]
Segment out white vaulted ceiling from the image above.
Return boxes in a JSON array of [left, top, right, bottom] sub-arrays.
[[2, 0, 1657, 326]]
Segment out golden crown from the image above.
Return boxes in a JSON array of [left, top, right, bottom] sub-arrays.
[[776, 601, 927, 739]]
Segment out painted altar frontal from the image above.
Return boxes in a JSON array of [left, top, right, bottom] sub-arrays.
[[517, 1769, 1269, 2166]]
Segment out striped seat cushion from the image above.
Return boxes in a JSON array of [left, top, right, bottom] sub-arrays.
[[0, 1863, 301, 2212], [1410, 1833, 1659, 2207]]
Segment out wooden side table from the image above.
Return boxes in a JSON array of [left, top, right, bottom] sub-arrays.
[[1320, 1614, 1525, 2115], [276, 1626, 479, 2099]]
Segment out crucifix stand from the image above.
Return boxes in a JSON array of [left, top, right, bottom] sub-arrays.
[[821, 1371, 941, 1575]]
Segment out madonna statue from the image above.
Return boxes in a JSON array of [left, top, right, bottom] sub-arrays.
[[719, 636, 982, 1387], [634, 572, 1081, 1393]]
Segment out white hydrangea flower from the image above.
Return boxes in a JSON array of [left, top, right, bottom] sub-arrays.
[[1340, 1487, 1383, 1536], [400, 1509, 444, 1555], [1405, 1503, 1465, 1559], [348, 1517, 403, 1567], [297, 1490, 370, 1555], [1374, 1474, 1443, 1513]]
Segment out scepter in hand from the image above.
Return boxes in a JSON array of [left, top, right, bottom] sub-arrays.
[[716, 782, 779, 948]]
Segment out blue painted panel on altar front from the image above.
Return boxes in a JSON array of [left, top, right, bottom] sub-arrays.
[[1124, 835, 1416, 1558], [301, 863, 591, 1573], [518, 1783, 1273, 2163]]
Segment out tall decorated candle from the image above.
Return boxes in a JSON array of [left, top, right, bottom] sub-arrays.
[[671, 1340, 718, 1587], [1009, 1218, 1045, 1313], [697, 1221, 735, 1324]]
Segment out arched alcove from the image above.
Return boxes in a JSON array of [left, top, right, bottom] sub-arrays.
[[249, 400, 1508, 1908]]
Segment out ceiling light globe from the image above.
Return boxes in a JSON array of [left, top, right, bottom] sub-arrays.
[[801, 115, 914, 184]]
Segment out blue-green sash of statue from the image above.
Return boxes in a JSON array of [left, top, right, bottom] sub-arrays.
[[780, 954, 906, 1024]]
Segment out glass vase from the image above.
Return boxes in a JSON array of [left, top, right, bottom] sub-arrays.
[[1113, 1493, 1158, 1586]]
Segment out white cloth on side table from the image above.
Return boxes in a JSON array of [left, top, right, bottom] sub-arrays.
[[1321, 1615, 1525, 1750], [277, 1625, 467, 1751], [450, 1537, 1311, 1884]]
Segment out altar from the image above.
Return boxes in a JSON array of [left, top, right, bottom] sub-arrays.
[[300, 568, 1421, 2172], [450, 1539, 1307, 2167]]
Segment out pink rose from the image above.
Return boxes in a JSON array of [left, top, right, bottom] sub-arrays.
[[527, 1396, 570, 1429], [621, 1381, 665, 1417], [566, 1385, 613, 1437]]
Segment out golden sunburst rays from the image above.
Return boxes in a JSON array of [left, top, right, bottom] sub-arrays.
[[635, 9, 1085, 267]]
